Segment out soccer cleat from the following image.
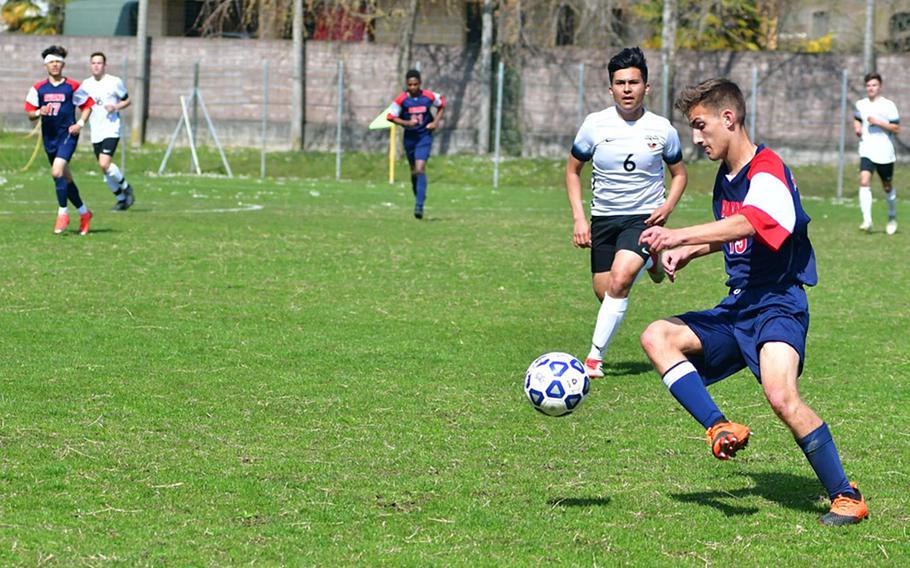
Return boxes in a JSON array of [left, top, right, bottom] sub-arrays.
[[79, 210, 93, 236], [820, 482, 868, 526], [583, 357, 604, 379], [858, 221, 873, 233], [123, 184, 135, 209], [646, 251, 666, 283], [112, 200, 128, 211], [414, 207, 424, 220], [706, 421, 752, 460], [886, 219, 897, 235], [53, 213, 69, 234]]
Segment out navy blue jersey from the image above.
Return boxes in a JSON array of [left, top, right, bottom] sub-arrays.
[[713, 145, 817, 289], [25, 78, 93, 150], [387, 89, 445, 138]]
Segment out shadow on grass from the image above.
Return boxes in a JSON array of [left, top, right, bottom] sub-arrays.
[[670, 472, 825, 517], [547, 496, 612, 507], [602, 360, 654, 378]]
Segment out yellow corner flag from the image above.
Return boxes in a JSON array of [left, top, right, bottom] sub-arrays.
[[370, 105, 397, 183]]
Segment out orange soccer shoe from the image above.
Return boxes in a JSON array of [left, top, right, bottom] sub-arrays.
[[820, 482, 868, 526], [79, 210, 93, 236], [53, 213, 69, 234], [706, 421, 752, 460]]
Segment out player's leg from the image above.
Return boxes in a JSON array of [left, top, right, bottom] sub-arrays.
[[641, 308, 751, 459], [412, 136, 432, 218], [858, 160, 873, 231], [97, 139, 132, 210], [47, 150, 70, 233], [57, 159, 92, 235], [757, 341, 867, 525], [878, 163, 897, 234], [585, 250, 645, 374]]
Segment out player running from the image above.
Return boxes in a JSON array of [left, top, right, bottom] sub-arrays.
[[24, 45, 95, 235], [81, 51, 135, 211], [639, 78, 868, 526], [565, 47, 687, 379], [854, 72, 899, 234], [386, 69, 445, 219]]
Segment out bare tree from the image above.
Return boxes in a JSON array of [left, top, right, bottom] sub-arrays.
[[396, 0, 420, 78]]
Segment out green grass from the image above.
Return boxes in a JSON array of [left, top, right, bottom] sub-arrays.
[[0, 132, 907, 565]]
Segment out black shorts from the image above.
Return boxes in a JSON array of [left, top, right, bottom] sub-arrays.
[[590, 214, 651, 273], [93, 137, 121, 159], [860, 157, 894, 182]]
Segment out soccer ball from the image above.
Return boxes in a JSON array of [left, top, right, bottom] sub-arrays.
[[524, 352, 590, 417]]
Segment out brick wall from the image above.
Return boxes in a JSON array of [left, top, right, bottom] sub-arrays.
[[2, 34, 909, 164]]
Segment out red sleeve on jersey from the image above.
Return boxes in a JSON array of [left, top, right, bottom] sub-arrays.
[[422, 90, 446, 109], [740, 205, 789, 252], [387, 92, 407, 120], [747, 148, 786, 184], [24, 102, 38, 112]]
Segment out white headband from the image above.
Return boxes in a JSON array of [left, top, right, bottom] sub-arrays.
[[44, 54, 65, 64]]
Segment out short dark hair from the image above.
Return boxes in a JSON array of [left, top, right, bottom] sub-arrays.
[[405, 69, 421, 82], [675, 77, 747, 125], [608, 47, 648, 84], [864, 72, 882, 84], [90, 51, 107, 63], [41, 45, 67, 59]]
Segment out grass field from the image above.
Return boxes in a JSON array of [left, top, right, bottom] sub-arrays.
[[0, 132, 908, 565]]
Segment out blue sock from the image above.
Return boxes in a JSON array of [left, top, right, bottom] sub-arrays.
[[53, 176, 68, 207], [662, 361, 725, 429], [67, 181, 84, 209], [411, 174, 418, 196], [415, 173, 427, 210], [796, 423, 852, 499]]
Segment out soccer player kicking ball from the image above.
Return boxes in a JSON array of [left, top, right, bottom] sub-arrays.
[[81, 51, 136, 211], [387, 69, 445, 219], [565, 47, 687, 379], [24, 45, 95, 235], [639, 78, 868, 526]]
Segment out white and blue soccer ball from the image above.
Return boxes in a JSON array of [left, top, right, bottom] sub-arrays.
[[524, 352, 590, 417]]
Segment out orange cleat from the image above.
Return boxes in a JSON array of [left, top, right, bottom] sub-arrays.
[[706, 421, 752, 460], [820, 482, 868, 526], [79, 210, 92, 236], [53, 213, 69, 234]]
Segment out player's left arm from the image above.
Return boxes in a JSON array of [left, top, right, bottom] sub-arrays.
[[69, 84, 94, 135], [427, 92, 445, 131], [640, 215, 755, 253]]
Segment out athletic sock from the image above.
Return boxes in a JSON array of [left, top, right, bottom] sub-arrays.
[[53, 177, 68, 207], [57, 206, 68, 216], [410, 174, 418, 196], [662, 361, 725, 429], [796, 422, 853, 499], [886, 189, 897, 220], [415, 173, 427, 210], [104, 164, 126, 195], [587, 294, 628, 360], [67, 181, 84, 209], [77, 205, 89, 215], [859, 186, 873, 225]]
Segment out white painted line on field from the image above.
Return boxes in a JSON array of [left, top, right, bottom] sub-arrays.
[[0, 204, 264, 215]]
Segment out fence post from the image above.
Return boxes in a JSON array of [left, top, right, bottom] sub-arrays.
[[837, 69, 848, 201], [121, 54, 128, 175], [749, 65, 758, 141], [336, 60, 344, 181], [493, 60, 504, 189], [261, 61, 269, 179], [577, 62, 585, 126]]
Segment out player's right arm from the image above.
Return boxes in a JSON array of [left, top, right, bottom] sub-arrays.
[[386, 93, 418, 128], [566, 154, 590, 248], [854, 103, 863, 138], [24, 85, 43, 121]]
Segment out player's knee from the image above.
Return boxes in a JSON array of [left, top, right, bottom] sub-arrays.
[[763, 387, 801, 421], [605, 278, 632, 299], [640, 321, 670, 357]]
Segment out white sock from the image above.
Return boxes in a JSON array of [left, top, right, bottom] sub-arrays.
[[886, 189, 897, 220], [859, 186, 873, 225], [58, 206, 68, 216], [78, 205, 89, 215], [587, 294, 628, 361], [104, 164, 125, 194]]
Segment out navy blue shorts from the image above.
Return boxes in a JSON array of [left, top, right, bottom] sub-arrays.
[[44, 130, 79, 164], [403, 133, 433, 162], [676, 284, 810, 385]]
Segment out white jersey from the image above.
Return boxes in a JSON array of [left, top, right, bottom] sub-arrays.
[[571, 107, 682, 216], [80, 74, 128, 143], [855, 96, 899, 164]]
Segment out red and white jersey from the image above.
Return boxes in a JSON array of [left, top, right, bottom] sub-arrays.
[[855, 96, 899, 164], [80, 74, 129, 143]]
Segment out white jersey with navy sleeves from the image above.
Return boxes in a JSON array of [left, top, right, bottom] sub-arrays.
[[81, 74, 129, 144], [571, 106, 682, 216], [855, 96, 899, 164]]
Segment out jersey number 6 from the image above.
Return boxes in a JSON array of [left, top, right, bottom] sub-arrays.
[[623, 154, 636, 172]]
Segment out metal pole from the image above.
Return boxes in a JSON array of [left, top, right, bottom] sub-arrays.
[[261, 61, 269, 179], [131, 0, 149, 146], [749, 65, 758, 141], [493, 60, 504, 189], [837, 69, 848, 201], [192, 61, 200, 146], [195, 91, 233, 177], [121, 54, 128, 174], [577, 62, 585, 126], [180, 95, 202, 175], [335, 60, 343, 181], [661, 60, 670, 118]]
